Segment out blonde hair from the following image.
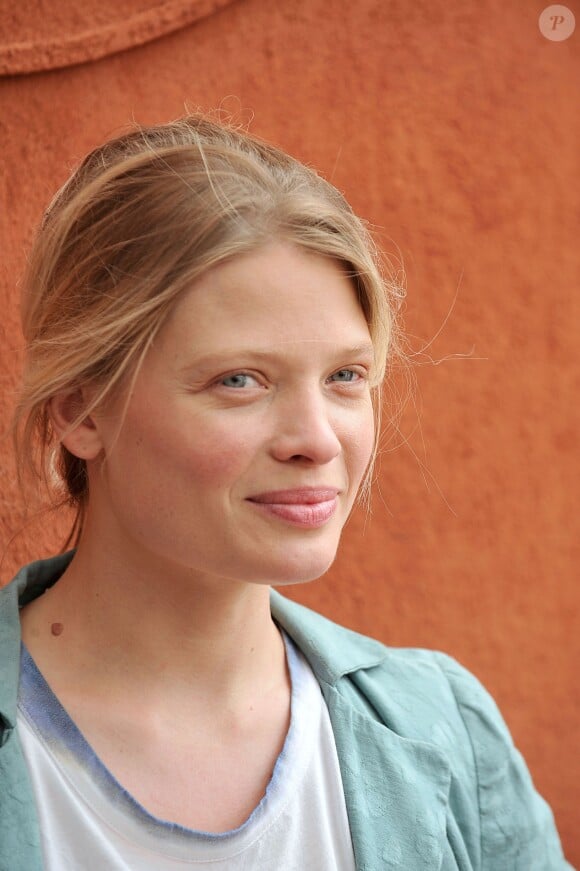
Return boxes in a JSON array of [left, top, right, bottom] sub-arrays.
[[14, 113, 404, 543]]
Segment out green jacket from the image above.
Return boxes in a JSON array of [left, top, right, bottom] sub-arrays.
[[0, 554, 572, 870]]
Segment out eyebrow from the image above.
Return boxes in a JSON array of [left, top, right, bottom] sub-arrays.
[[179, 342, 376, 374]]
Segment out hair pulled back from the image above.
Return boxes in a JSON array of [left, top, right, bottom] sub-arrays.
[[14, 113, 404, 541]]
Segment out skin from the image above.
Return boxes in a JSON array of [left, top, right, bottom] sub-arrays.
[[21, 240, 376, 830]]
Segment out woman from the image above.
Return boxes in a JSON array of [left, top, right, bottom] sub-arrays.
[[1, 115, 571, 870]]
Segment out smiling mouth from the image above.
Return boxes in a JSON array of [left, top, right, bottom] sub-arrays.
[[247, 488, 340, 528]]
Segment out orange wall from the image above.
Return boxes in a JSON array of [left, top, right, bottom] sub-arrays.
[[1, 0, 578, 862]]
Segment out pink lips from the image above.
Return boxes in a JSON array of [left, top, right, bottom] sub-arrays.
[[247, 488, 339, 528]]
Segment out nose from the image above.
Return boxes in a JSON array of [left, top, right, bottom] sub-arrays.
[[268, 389, 342, 465]]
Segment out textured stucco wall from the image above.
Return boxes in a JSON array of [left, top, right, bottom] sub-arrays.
[[1, 0, 578, 862]]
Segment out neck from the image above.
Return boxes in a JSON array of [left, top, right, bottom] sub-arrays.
[[22, 529, 286, 709]]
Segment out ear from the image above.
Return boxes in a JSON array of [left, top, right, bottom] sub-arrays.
[[48, 389, 104, 461]]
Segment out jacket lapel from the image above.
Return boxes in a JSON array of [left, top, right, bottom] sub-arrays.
[[0, 568, 27, 735], [271, 591, 451, 871], [323, 682, 451, 871], [0, 564, 49, 871]]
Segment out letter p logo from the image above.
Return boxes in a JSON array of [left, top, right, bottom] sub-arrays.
[[539, 5, 576, 40]]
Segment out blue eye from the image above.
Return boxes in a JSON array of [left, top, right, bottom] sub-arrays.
[[220, 373, 258, 388], [330, 369, 359, 382]]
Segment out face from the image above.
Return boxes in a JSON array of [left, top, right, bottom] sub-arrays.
[[86, 241, 375, 587]]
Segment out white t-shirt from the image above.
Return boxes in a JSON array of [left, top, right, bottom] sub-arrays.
[[17, 631, 356, 870]]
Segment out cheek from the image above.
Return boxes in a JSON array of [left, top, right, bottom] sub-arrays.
[[131, 413, 256, 489], [349, 401, 376, 466]]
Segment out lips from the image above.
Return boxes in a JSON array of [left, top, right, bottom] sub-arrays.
[[247, 488, 340, 527], [248, 487, 339, 504]]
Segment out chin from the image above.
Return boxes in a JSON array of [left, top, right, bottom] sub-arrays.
[[264, 547, 338, 588]]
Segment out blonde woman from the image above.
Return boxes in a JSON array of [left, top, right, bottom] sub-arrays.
[[1, 116, 571, 870]]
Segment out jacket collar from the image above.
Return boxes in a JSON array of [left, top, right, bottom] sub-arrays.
[[0, 552, 73, 730], [270, 588, 390, 685]]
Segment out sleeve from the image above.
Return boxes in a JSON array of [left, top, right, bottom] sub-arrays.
[[434, 653, 573, 871]]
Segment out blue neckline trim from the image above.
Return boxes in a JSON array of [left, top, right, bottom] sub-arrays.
[[18, 630, 302, 843]]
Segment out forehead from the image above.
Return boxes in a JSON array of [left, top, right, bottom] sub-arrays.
[[160, 242, 372, 358]]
